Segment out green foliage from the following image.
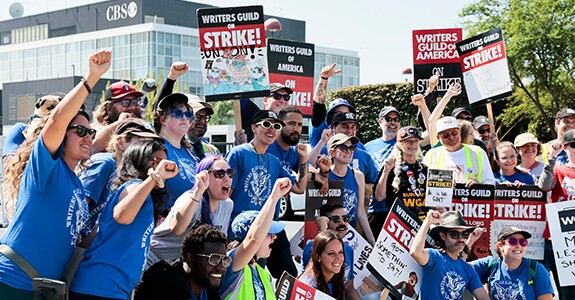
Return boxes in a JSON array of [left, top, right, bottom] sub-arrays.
[[211, 100, 236, 125], [460, 0, 575, 140]]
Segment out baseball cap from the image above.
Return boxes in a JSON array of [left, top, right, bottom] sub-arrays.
[[269, 83, 293, 94], [436, 116, 459, 133], [473, 116, 490, 130], [378, 106, 400, 120], [331, 112, 356, 127], [452, 107, 472, 118], [105, 81, 144, 100], [514, 133, 540, 147], [563, 130, 575, 145], [397, 126, 423, 142], [252, 110, 286, 126], [156, 93, 189, 111], [326, 98, 356, 125], [497, 226, 532, 241], [231, 210, 285, 240], [327, 133, 359, 149], [556, 108, 575, 119], [114, 119, 163, 141], [187, 95, 214, 116]]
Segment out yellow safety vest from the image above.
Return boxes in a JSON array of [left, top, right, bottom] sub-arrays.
[[224, 264, 276, 300], [427, 145, 484, 182]]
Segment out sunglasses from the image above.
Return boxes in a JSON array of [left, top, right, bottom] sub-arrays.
[[256, 120, 283, 131], [271, 93, 291, 101], [113, 97, 142, 108], [195, 253, 233, 268], [568, 142, 575, 149], [457, 116, 473, 121], [384, 117, 400, 123], [336, 144, 357, 153], [505, 237, 528, 247], [195, 114, 211, 122], [171, 108, 194, 121], [478, 128, 491, 134], [439, 129, 460, 140], [68, 125, 96, 138], [327, 215, 351, 223], [446, 230, 471, 239], [399, 127, 421, 140], [209, 168, 236, 179]]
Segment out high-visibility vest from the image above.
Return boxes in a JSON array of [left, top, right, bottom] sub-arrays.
[[224, 264, 276, 300], [427, 145, 484, 182]]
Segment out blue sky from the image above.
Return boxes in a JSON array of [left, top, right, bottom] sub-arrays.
[[1, 0, 475, 84]]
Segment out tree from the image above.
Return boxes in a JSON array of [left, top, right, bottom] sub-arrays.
[[460, 0, 575, 139]]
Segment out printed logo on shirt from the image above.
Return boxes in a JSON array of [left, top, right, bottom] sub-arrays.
[[343, 188, 357, 220], [439, 271, 467, 300], [177, 156, 197, 182], [492, 281, 525, 300], [245, 165, 271, 206], [141, 221, 155, 272], [66, 188, 89, 246]]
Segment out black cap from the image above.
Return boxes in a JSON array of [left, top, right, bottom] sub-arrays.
[[452, 107, 472, 118], [252, 110, 286, 126], [331, 112, 357, 127], [497, 226, 532, 240], [156, 93, 189, 111], [378, 106, 400, 119], [563, 130, 575, 145]]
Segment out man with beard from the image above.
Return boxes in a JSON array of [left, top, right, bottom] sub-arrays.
[[366, 106, 401, 172], [187, 96, 220, 160], [411, 210, 489, 300], [136, 224, 228, 300], [267, 105, 307, 175]]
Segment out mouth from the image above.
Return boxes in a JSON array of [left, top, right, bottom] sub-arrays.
[[222, 186, 230, 194], [332, 263, 341, 268], [210, 273, 223, 279], [80, 143, 92, 150]]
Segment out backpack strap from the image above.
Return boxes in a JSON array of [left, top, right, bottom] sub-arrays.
[[0, 244, 42, 279], [527, 258, 538, 285], [486, 256, 500, 283]]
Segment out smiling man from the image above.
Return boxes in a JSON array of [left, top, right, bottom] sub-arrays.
[[136, 224, 228, 300], [365, 106, 401, 173], [187, 96, 220, 160]]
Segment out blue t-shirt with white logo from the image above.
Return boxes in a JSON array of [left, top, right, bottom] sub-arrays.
[[474, 256, 554, 300], [0, 134, 89, 291], [420, 249, 483, 300], [80, 152, 116, 232], [328, 167, 359, 227], [71, 179, 155, 299], [365, 137, 397, 173]]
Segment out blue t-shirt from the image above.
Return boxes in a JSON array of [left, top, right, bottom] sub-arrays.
[[1, 122, 27, 157], [267, 141, 301, 174], [219, 248, 269, 300], [329, 167, 359, 227], [320, 146, 377, 184], [163, 139, 197, 209], [226, 144, 295, 226], [80, 152, 116, 232], [364, 137, 397, 173], [473, 256, 554, 300], [493, 171, 536, 185], [0, 135, 89, 291], [71, 179, 155, 299], [420, 249, 483, 300], [302, 240, 355, 283]]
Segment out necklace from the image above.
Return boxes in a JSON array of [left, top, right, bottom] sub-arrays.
[[250, 142, 270, 205]]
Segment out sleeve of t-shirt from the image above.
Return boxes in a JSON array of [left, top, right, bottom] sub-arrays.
[[219, 249, 244, 298], [465, 261, 484, 293], [471, 257, 490, 284], [80, 158, 115, 205], [311, 101, 327, 127], [422, 248, 439, 270], [346, 244, 355, 281], [2, 123, 26, 157], [219, 200, 234, 235], [363, 153, 379, 184], [29, 133, 62, 191], [534, 260, 555, 297], [310, 122, 328, 148], [226, 148, 242, 191]]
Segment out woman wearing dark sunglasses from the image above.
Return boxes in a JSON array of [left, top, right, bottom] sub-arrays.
[[70, 140, 178, 299], [0, 50, 110, 297], [471, 226, 553, 300], [153, 93, 198, 213], [147, 155, 234, 268]]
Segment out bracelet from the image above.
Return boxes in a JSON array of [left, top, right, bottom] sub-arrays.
[[320, 170, 330, 175], [320, 76, 329, 80], [81, 77, 92, 94], [147, 168, 165, 188]]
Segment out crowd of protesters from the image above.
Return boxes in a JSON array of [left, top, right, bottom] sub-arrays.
[[0, 49, 569, 300]]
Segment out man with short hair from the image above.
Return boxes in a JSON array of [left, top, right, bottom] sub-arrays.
[[541, 108, 575, 165], [187, 97, 220, 160], [365, 106, 401, 172], [267, 105, 307, 175], [424, 116, 495, 185], [136, 224, 228, 300], [410, 210, 489, 300], [452, 107, 473, 122]]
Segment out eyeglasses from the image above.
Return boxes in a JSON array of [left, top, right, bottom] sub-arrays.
[[439, 130, 460, 140], [256, 120, 283, 131], [327, 215, 351, 223], [505, 237, 528, 247], [171, 108, 194, 121], [384, 117, 400, 123], [113, 97, 142, 108], [336, 144, 356, 153], [271, 93, 291, 101], [446, 230, 471, 239], [499, 154, 518, 162], [457, 116, 473, 121], [478, 127, 491, 134], [399, 127, 421, 140], [195, 253, 233, 267], [68, 125, 96, 139], [209, 168, 236, 179], [194, 114, 211, 122]]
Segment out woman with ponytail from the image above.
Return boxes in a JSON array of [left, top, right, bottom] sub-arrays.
[[146, 155, 234, 268]]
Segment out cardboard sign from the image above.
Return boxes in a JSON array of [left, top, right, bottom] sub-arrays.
[[197, 5, 270, 101], [341, 227, 373, 290], [276, 272, 335, 300], [456, 28, 512, 107], [412, 28, 463, 95], [304, 180, 344, 244], [268, 38, 315, 116], [425, 169, 454, 207], [546, 201, 575, 286]]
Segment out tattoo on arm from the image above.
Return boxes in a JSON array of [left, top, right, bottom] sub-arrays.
[[298, 164, 308, 181]]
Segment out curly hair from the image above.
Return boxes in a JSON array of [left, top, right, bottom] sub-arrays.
[[112, 139, 168, 223], [153, 102, 193, 149], [302, 230, 346, 299], [181, 224, 227, 260]]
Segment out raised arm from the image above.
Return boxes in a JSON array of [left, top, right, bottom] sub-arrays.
[[307, 129, 332, 165], [232, 178, 292, 272], [375, 155, 396, 201], [539, 143, 562, 191], [170, 170, 209, 235], [290, 144, 309, 194], [43, 50, 111, 155], [410, 209, 441, 266], [312, 64, 341, 126], [428, 83, 462, 147]]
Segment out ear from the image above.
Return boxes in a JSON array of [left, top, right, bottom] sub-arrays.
[[184, 252, 195, 265], [251, 124, 257, 133], [262, 96, 271, 109], [439, 231, 446, 241]]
